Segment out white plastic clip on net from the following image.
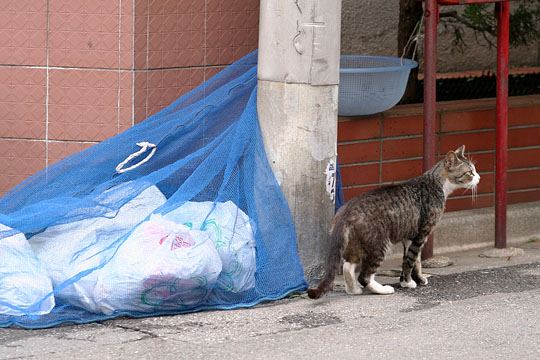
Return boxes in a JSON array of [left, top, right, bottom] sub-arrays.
[[115, 142, 157, 174]]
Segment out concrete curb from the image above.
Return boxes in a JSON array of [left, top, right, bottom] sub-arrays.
[[386, 201, 540, 258], [434, 200, 540, 254]]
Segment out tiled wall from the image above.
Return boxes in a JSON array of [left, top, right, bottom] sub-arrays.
[[133, 0, 258, 121], [2, 1, 539, 215], [338, 95, 540, 212], [0, 0, 259, 194]]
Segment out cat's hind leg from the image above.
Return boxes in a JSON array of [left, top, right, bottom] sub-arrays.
[[358, 254, 394, 295], [343, 262, 362, 295]]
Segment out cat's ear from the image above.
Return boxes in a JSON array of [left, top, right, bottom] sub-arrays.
[[444, 150, 461, 169], [455, 145, 466, 159]]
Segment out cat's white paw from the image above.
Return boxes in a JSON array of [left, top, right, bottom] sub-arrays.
[[367, 282, 395, 295], [379, 285, 395, 295], [417, 276, 428, 285], [345, 286, 363, 295], [400, 279, 417, 289]]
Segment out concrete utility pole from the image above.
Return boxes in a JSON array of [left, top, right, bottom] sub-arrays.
[[257, 0, 342, 285]]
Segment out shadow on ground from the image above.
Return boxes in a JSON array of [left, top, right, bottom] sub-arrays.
[[396, 262, 540, 312]]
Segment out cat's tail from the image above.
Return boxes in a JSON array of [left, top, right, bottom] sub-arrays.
[[307, 208, 347, 299]]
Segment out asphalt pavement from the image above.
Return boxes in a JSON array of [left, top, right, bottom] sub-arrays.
[[1, 240, 539, 360]]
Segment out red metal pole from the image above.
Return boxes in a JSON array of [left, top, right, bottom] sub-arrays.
[[495, 0, 509, 249], [421, 0, 438, 260]]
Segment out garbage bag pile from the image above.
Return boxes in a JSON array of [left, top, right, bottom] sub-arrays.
[[0, 51, 307, 328]]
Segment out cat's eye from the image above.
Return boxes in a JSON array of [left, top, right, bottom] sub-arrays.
[[458, 171, 473, 180]]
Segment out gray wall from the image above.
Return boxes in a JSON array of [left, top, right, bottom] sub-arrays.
[[341, 0, 539, 72]]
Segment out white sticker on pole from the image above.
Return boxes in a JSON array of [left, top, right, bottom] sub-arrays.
[[325, 160, 336, 202]]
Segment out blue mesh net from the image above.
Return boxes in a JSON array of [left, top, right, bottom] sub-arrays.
[[0, 51, 307, 329]]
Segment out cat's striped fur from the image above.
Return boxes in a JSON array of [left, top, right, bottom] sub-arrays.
[[307, 145, 480, 299]]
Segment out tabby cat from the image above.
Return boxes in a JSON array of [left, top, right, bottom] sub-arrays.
[[307, 145, 480, 299]]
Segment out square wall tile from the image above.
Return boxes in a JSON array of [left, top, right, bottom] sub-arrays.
[[48, 69, 122, 141], [135, 0, 206, 69], [134, 0, 150, 69], [119, 0, 134, 69], [119, 70, 134, 131], [48, 0, 123, 69], [145, 68, 204, 118], [134, 0, 258, 69], [205, 66, 225, 80], [0, 0, 47, 66], [133, 71, 148, 122], [47, 141, 94, 166], [205, 0, 258, 65], [133, 66, 227, 123], [0, 67, 46, 139], [0, 139, 45, 194]]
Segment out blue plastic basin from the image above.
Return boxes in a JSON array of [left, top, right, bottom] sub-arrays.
[[339, 55, 418, 116]]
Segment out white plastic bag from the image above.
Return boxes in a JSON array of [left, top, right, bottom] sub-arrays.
[[164, 201, 256, 294], [94, 214, 222, 314], [0, 224, 55, 316], [29, 185, 167, 312]]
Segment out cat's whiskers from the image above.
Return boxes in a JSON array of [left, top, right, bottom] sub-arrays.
[[466, 182, 478, 204]]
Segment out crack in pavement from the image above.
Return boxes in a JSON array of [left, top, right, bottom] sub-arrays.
[[112, 323, 160, 343], [110, 323, 192, 344]]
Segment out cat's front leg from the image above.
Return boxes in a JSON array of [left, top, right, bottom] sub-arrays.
[[405, 240, 428, 285], [411, 255, 428, 286], [400, 239, 424, 288], [400, 240, 414, 288]]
